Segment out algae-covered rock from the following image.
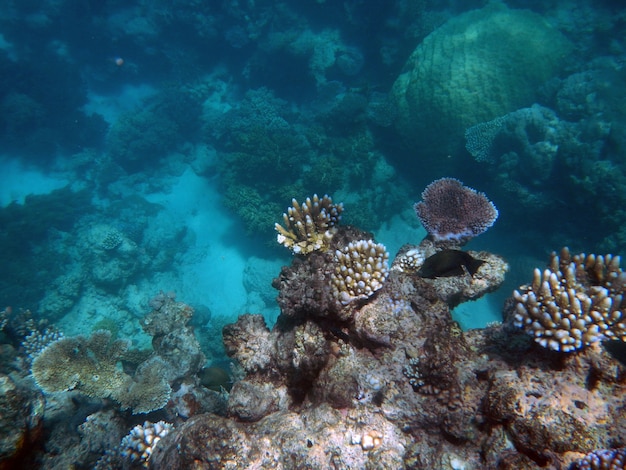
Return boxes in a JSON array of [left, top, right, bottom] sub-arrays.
[[390, 3, 572, 157]]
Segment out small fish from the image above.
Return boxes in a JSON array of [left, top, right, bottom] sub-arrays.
[[417, 249, 485, 278]]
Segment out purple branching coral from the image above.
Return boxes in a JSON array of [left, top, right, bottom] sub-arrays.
[[414, 177, 498, 246], [570, 448, 626, 469]]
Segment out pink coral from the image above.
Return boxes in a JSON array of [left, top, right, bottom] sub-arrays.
[[414, 177, 498, 245]]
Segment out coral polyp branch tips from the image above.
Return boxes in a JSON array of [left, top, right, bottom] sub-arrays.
[[513, 247, 626, 352], [331, 239, 389, 305], [275, 194, 343, 254], [415, 177, 498, 246]]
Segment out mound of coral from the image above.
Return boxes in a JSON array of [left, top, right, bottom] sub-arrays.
[[390, 2, 572, 158], [145, 235, 626, 469]]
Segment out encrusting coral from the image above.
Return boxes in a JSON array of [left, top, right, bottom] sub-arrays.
[[275, 194, 343, 255], [414, 177, 498, 246], [512, 247, 626, 352]]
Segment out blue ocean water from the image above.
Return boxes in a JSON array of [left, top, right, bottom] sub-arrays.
[[2, 0, 624, 345], [0, 0, 624, 398]]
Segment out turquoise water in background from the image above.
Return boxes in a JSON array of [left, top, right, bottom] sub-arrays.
[[0, 0, 624, 349]]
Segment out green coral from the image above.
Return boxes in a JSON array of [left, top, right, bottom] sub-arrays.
[[390, 2, 573, 155], [106, 87, 201, 172], [106, 108, 179, 171], [31, 330, 170, 414], [92, 317, 119, 339], [223, 185, 283, 237]]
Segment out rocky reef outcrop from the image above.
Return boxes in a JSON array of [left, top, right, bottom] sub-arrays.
[[145, 224, 624, 468]]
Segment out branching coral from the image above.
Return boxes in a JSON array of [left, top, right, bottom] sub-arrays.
[[31, 330, 171, 413], [414, 177, 498, 246], [512, 247, 626, 352], [275, 194, 343, 255], [331, 239, 389, 305], [120, 420, 174, 467], [570, 448, 626, 469]]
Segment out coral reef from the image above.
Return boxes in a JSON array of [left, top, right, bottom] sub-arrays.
[[464, 60, 626, 252], [414, 178, 498, 246], [464, 104, 579, 211], [151, 228, 518, 469], [30, 330, 171, 414], [0, 373, 44, 466], [147, 237, 626, 468], [511, 247, 626, 352], [105, 87, 201, 172], [275, 194, 343, 255], [85, 223, 142, 289], [141, 291, 206, 383], [390, 2, 572, 157]]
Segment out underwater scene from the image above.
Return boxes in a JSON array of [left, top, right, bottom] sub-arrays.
[[1, 0, 626, 468]]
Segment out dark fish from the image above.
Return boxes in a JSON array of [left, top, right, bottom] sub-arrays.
[[199, 365, 233, 392], [417, 249, 485, 278]]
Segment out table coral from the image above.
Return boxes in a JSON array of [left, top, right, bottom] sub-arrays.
[[31, 330, 171, 414], [512, 247, 626, 352], [414, 177, 498, 247]]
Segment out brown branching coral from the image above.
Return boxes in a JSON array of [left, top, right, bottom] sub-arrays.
[[275, 194, 343, 254], [512, 247, 626, 352], [414, 177, 498, 246]]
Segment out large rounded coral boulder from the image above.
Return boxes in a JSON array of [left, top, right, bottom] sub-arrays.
[[390, 3, 573, 157]]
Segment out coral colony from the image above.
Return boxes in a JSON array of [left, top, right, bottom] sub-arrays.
[[274, 194, 343, 255], [513, 247, 626, 352], [0, 177, 622, 469], [414, 177, 499, 247], [2, 1, 626, 468], [0, 179, 620, 468]]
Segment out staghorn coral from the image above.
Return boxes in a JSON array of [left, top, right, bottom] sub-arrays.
[[31, 330, 171, 414], [330, 239, 389, 305], [275, 194, 343, 255], [512, 247, 626, 352], [414, 178, 498, 246]]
